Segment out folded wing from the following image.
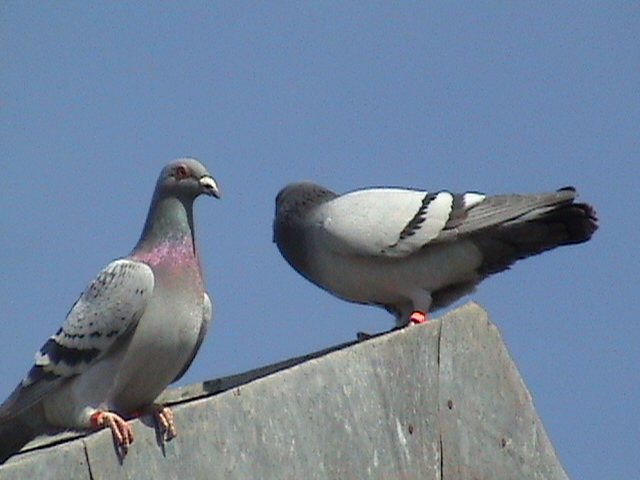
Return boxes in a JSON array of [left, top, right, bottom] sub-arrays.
[[0, 259, 154, 420]]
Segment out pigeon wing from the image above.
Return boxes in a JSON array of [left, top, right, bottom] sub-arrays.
[[0, 259, 154, 420], [438, 188, 579, 239], [316, 188, 485, 257]]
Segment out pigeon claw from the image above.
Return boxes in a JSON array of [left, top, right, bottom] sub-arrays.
[[90, 410, 134, 456], [129, 403, 177, 442], [153, 405, 177, 441], [409, 311, 427, 324]]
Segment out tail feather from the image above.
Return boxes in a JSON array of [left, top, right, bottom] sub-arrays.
[[0, 406, 47, 464], [473, 201, 598, 276]]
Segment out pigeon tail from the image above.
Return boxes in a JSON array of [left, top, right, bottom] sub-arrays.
[[474, 201, 598, 277], [0, 405, 50, 463]]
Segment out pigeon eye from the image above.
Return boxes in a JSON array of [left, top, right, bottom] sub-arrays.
[[175, 165, 189, 179]]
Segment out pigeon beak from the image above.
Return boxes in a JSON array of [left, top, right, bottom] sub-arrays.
[[199, 175, 221, 199]]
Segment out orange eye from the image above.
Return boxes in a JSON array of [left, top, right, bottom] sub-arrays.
[[175, 165, 189, 179]]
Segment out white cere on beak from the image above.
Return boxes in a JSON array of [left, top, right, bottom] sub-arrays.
[[200, 176, 221, 198]]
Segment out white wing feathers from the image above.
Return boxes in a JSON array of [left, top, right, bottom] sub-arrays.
[[315, 188, 485, 258]]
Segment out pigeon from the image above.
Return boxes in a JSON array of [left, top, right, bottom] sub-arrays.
[[273, 181, 597, 326], [0, 158, 220, 463]]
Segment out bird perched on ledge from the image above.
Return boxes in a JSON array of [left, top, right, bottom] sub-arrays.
[[273, 181, 597, 327], [0, 158, 220, 463]]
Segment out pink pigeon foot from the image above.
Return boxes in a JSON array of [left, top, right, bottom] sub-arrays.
[[152, 404, 177, 441], [90, 410, 134, 457], [132, 404, 178, 441]]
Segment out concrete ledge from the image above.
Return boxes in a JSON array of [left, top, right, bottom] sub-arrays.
[[0, 302, 568, 479]]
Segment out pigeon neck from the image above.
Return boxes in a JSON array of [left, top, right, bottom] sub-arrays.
[[134, 195, 196, 254]]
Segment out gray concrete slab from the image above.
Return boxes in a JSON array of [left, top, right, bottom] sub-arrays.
[[438, 304, 569, 480], [0, 438, 88, 480], [0, 302, 569, 480]]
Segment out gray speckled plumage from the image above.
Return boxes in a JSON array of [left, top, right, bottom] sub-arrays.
[[273, 181, 597, 326], [0, 158, 220, 463]]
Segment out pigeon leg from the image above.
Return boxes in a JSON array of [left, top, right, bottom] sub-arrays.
[[408, 291, 432, 324], [90, 410, 134, 456]]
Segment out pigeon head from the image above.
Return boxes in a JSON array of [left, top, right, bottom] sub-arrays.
[[273, 181, 339, 278], [274, 181, 336, 220], [134, 158, 220, 252], [155, 158, 221, 201]]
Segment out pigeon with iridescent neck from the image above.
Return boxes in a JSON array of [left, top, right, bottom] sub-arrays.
[[273, 181, 597, 327], [0, 158, 220, 463]]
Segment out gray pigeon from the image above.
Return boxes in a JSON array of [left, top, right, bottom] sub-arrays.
[[0, 158, 220, 463], [273, 181, 597, 326]]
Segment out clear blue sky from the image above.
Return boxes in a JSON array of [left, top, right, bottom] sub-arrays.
[[1, 3, 638, 478]]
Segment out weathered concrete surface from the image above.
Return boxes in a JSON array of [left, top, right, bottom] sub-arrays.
[[0, 302, 568, 480]]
